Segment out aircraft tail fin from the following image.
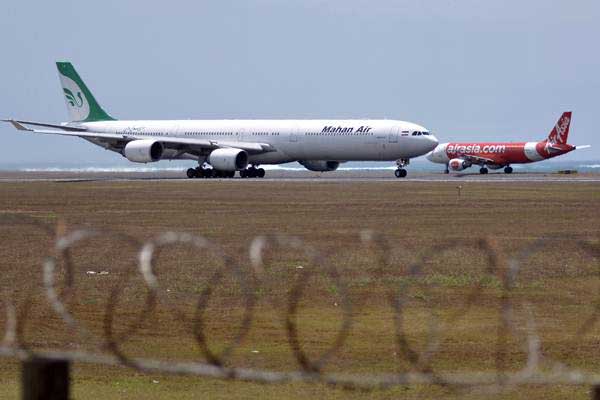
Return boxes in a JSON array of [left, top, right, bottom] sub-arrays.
[[56, 62, 115, 122], [547, 112, 571, 144]]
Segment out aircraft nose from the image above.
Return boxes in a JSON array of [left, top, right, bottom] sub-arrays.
[[426, 134, 438, 151]]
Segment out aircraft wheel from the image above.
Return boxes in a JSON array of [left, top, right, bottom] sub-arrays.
[[479, 167, 488, 174], [187, 168, 197, 179], [504, 166, 513, 174], [395, 168, 407, 178], [444, 168, 449, 174], [257, 168, 265, 178], [240, 169, 248, 178]]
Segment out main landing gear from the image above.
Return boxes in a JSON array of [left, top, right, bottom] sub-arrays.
[[479, 167, 488, 174], [240, 166, 265, 178], [394, 158, 409, 178], [186, 166, 235, 179], [504, 166, 513, 174]]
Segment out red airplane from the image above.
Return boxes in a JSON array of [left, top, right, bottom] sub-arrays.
[[426, 112, 589, 174]]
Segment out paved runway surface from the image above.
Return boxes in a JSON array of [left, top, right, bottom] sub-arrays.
[[1, 170, 599, 183]]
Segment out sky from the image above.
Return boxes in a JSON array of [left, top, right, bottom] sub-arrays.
[[1, 0, 599, 165]]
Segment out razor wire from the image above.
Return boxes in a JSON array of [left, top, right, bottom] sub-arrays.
[[0, 214, 599, 393]]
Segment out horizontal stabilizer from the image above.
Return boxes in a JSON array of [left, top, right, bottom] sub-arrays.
[[2, 119, 31, 131], [1, 119, 87, 132]]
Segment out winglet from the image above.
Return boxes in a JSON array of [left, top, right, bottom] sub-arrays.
[[575, 145, 591, 150], [1, 119, 32, 131]]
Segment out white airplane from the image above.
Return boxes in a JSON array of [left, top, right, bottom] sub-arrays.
[[3, 62, 438, 178]]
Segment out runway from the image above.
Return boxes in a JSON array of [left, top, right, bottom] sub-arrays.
[[1, 170, 599, 183]]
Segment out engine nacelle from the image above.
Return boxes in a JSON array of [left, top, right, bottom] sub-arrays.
[[448, 158, 470, 171], [299, 160, 340, 172], [208, 148, 248, 171], [123, 140, 164, 163]]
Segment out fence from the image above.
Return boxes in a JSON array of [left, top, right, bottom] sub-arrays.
[[0, 214, 599, 399]]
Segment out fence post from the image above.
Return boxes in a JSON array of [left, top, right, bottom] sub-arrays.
[[22, 358, 70, 400]]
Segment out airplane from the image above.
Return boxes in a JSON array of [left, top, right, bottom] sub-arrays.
[[2, 62, 438, 179], [426, 112, 590, 174]]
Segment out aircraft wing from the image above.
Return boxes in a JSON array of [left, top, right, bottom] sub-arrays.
[[459, 154, 503, 166], [2, 119, 274, 154]]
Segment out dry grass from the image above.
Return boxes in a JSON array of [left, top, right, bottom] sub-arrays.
[[0, 180, 598, 399]]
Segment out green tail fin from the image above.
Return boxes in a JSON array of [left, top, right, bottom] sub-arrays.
[[56, 62, 115, 122]]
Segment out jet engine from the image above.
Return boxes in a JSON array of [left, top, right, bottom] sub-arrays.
[[299, 160, 340, 172], [208, 148, 249, 171], [124, 140, 164, 163], [448, 158, 470, 171]]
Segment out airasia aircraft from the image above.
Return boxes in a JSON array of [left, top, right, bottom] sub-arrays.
[[426, 112, 589, 174]]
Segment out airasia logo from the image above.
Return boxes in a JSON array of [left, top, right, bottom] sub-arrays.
[[554, 116, 570, 142], [447, 144, 506, 154]]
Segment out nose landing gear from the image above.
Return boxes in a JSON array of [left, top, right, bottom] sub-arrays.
[[394, 168, 407, 178], [504, 166, 513, 174], [394, 158, 410, 178]]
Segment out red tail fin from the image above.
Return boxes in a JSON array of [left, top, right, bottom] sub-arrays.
[[547, 112, 572, 144]]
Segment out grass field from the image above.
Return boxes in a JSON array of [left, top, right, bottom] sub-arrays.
[[0, 179, 598, 399]]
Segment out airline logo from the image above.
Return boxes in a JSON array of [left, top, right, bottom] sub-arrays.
[[63, 88, 83, 108], [550, 115, 570, 144], [59, 74, 90, 121], [321, 126, 372, 134], [447, 144, 506, 155]]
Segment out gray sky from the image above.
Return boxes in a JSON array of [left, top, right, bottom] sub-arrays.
[[1, 0, 598, 164]]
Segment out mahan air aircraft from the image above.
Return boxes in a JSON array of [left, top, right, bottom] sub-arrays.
[[3, 62, 438, 179]]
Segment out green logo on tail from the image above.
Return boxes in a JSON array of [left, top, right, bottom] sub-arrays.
[[63, 88, 84, 108]]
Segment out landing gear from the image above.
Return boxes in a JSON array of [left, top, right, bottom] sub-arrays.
[[240, 166, 266, 179], [187, 168, 197, 178], [186, 165, 236, 179], [444, 166, 450, 174], [504, 166, 513, 174], [394, 158, 410, 178], [394, 168, 408, 178], [479, 167, 489, 174]]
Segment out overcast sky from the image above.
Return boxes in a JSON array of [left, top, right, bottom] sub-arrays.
[[1, 0, 598, 165]]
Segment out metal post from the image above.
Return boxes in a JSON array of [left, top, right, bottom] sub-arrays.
[[22, 358, 70, 400]]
